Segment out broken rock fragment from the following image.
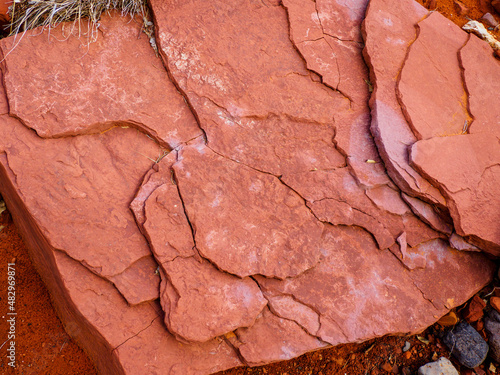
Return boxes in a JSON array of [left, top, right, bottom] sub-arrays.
[[173, 143, 324, 279], [162, 257, 267, 343], [411, 134, 500, 255], [362, 0, 447, 206], [0, 12, 201, 147]]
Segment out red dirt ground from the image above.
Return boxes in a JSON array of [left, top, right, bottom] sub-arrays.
[[0, 1, 499, 374]]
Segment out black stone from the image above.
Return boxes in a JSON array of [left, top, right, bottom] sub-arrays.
[[485, 309, 500, 363], [442, 321, 488, 368]]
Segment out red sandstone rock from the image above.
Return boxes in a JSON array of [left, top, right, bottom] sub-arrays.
[[172, 143, 324, 279], [161, 257, 267, 343], [411, 134, 500, 255], [481, 12, 499, 28], [362, 0, 447, 206], [0, 13, 201, 148], [459, 35, 500, 136], [0, 0, 497, 374], [463, 295, 487, 323], [454, 0, 469, 15], [234, 308, 327, 366], [398, 12, 469, 140], [401, 193, 453, 235], [0, 115, 160, 305], [449, 233, 481, 252], [491, 297, 500, 314]]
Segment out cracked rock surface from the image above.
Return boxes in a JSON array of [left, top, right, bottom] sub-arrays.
[[0, 0, 497, 373]]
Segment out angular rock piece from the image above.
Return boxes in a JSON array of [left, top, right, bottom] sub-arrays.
[[449, 233, 481, 252], [0, 115, 160, 305], [398, 12, 470, 140], [402, 193, 452, 235], [256, 226, 494, 347], [173, 144, 324, 279], [459, 34, 500, 136], [162, 257, 267, 343], [418, 357, 459, 375], [261, 291, 321, 337], [0, 13, 201, 147], [443, 321, 489, 369], [150, 0, 348, 176], [411, 134, 500, 255], [143, 174, 195, 263], [283, 168, 442, 250], [234, 308, 327, 366], [362, 0, 446, 206]]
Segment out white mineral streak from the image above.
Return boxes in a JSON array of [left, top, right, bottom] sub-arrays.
[[463, 20, 500, 56]]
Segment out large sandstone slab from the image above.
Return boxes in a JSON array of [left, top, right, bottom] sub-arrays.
[[363, 0, 500, 256], [0, 1, 497, 374], [411, 134, 500, 254], [362, 0, 447, 206], [0, 14, 201, 148], [397, 12, 470, 140]]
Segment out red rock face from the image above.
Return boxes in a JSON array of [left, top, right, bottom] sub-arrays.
[[0, 1, 498, 374]]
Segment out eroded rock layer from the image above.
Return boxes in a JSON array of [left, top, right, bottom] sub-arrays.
[[0, 0, 497, 373]]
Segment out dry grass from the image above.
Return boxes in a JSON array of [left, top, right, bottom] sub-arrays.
[[6, 0, 152, 44]]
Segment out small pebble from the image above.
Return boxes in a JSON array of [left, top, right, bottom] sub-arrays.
[[491, 297, 500, 313], [453, 0, 469, 16], [481, 13, 499, 28], [417, 357, 459, 375], [403, 341, 411, 352], [490, 363, 497, 373], [463, 295, 486, 323], [442, 321, 489, 368], [381, 362, 393, 372]]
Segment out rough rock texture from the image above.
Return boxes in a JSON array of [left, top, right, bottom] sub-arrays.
[[417, 357, 459, 375], [364, 0, 500, 256], [0, 0, 497, 374], [1, 14, 201, 147], [443, 321, 489, 368]]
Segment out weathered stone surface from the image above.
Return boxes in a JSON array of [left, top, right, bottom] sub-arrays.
[[485, 309, 500, 363], [459, 34, 500, 136], [443, 321, 489, 368], [411, 134, 500, 255], [418, 357, 459, 375], [0, 114, 160, 305], [283, 0, 390, 188], [449, 233, 481, 252], [282, 168, 443, 250], [362, 0, 447, 206], [234, 308, 327, 366], [0, 13, 201, 148], [56, 251, 243, 374], [398, 12, 469, 140], [0, 0, 497, 373], [173, 143, 324, 279], [402, 193, 453, 235], [256, 226, 492, 347], [161, 257, 267, 343], [151, 0, 347, 177]]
